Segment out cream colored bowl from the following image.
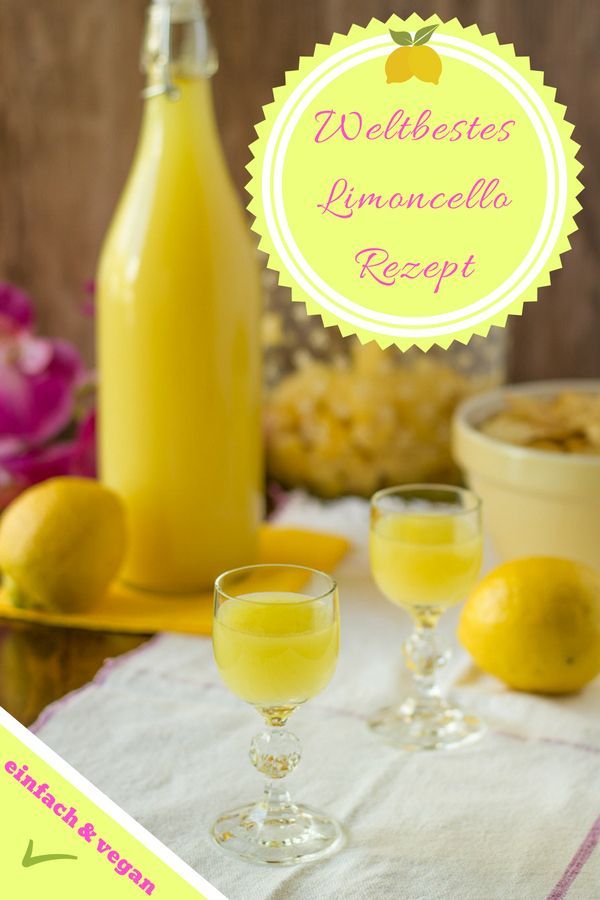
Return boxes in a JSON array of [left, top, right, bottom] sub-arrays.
[[452, 380, 600, 569]]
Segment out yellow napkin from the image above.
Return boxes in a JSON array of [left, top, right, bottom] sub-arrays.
[[0, 525, 350, 636]]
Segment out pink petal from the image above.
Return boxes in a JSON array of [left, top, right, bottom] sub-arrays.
[[0, 409, 96, 498], [72, 409, 97, 478], [0, 338, 84, 446], [0, 406, 97, 509], [0, 441, 81, 485], [16, 334, 54, 376], [0, 436, 26, 457], [0, 283, 34, 335]]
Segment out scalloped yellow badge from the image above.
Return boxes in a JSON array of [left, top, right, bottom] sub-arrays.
[[248, 15, 582, 350]]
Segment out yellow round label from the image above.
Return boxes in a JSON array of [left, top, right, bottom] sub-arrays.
[[248, 15, 582, 350]]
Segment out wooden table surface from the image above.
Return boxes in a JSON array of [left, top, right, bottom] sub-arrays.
[[2, 0, 599, 381], [0, 621, 149, 728]]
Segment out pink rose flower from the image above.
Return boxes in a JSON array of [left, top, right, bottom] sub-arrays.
[[0, 284, 96, 503]]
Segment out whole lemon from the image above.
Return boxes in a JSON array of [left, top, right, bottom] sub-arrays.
[[409, 45, 442, 84], [385, 47, 413, 83], [0, 477, 127, 613], [459, 558, 600, 694]]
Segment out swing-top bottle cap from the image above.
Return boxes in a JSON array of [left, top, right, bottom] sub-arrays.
[[143, 0, 216, 92]]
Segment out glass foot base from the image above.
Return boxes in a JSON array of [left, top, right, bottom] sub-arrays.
[[369, 699, 483, 751], [211, 799, 344, 866]]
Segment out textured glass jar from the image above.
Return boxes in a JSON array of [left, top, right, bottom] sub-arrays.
[[263, 273, 506, 498]]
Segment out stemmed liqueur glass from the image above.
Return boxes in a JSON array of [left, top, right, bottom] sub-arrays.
[[211, 564, 344, 865], [369, 484, 483, 751]]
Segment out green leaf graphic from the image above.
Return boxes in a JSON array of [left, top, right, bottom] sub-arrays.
[[389, 29, 413, 46], [413, 24, 438, 45]]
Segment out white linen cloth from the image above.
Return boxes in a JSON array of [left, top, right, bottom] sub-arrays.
[[34, 494, 600, 900]]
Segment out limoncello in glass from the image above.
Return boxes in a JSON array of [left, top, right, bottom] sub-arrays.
[[97, 0, 262, 593], [211, 565, 343, 866], [369, 485, 483, 750], [370, 512, 482, 620], [213, 591, 339, 707]]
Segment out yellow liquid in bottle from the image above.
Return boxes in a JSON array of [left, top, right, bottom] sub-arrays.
[[213, 593, 339, 707], [97, 77, 262, 593], [370, 513, 482, 613]]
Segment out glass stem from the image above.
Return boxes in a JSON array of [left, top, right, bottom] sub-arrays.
[[403, 616, 449, 713], [263, 779, 292, 811], [250, 707, 301, 813]]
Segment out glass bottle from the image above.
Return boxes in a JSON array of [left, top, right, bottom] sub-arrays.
[[97, 0, 262, 593]]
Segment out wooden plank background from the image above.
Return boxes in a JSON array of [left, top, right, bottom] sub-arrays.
[[0, 0, 598, 380]]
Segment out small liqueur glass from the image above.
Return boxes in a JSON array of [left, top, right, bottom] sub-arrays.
[[210, 564, 344, 865], [369, 484, 483, 751]]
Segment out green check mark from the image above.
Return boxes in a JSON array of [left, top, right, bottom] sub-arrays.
[[22, 839, 78, 868]]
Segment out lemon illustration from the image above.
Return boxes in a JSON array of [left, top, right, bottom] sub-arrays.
[[385, 47, 413, 84], [386, 23, 442, 85], [0, 477, 127, 613], [409, 45, 442, 85], [459, 558, 600, 694]]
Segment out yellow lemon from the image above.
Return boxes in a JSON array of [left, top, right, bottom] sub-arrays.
[[459, 558, 600, 694], [0, 477, 127, 613], [385, 47, 413, 83], [409, 45, 442, 84]]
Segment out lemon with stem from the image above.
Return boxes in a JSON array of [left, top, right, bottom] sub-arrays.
[[386, 23, 442, 85]]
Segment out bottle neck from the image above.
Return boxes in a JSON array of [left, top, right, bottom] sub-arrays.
[[141, 0, 217, 100]]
